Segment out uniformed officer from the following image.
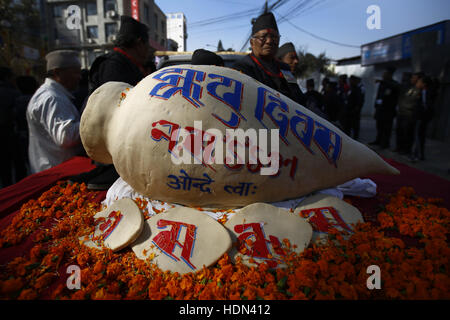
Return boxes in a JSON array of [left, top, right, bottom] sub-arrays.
[[370, 66, 400, 149]]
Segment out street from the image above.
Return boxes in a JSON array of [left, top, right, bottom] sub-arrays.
[[358, 116, 450, 181]]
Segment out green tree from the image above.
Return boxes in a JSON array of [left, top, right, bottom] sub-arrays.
[[0, 0, 43, 74], [0, 0, 40, 41], [295, 48, 335, 78], [217, 40, 225, 52]]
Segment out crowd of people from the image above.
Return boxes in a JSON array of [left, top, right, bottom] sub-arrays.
[[370, 68, 438, 162], [0, 13, 439, 189], [0, 16, 153, 189], [301, 74, 366, 140]]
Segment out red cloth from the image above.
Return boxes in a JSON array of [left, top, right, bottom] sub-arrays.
[[352, 158, 450, 220], [0, 157, 96, 219], [0, 157, 103, 266], [2, 155, 449, 232], [1, 156, 449, 234]]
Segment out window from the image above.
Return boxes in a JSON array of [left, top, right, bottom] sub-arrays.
[[87, 26, 98, 39], [53, 4, 64, 17], [104, 0, 116, 12], [161, 21, 165, 33], [144, 4, 149, 22], [105, 23, 118, 39], [87, 2, 97, 16], [88, 50, 104, 66], [177, 14, 181, 19], [154, 13, 158, 30]]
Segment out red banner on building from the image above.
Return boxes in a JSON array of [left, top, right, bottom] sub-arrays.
[[131, 0, 139, 20]]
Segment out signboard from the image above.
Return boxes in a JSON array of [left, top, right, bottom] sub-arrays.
[[131, 0, 139, 20], [361, 21, 447, 66], [361, 35, 403, 66], [402, 22, 445, 59]]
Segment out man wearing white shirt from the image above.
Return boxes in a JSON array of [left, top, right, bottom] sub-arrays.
[[26, 50, 83, 173]]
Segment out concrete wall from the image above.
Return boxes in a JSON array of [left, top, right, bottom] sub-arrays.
[[166, 13, 186, 52], [153, 3, 167, 49], [45, 0, 167, 67]]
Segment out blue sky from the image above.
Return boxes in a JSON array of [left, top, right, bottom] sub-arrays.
[[155, 0, 450, 60]]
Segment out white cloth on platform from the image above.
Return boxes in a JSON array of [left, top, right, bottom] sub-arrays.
[[102, 177, 377, 221], [336, 178, 377, 198]]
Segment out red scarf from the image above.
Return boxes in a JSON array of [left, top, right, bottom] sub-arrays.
[[113, 47, 146, 75], [250, 54, 284, 79]]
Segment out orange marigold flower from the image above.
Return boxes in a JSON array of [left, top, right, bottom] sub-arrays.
[[1, 182, 449, 300], [0, 278, 24, 295], [93, 260, 105, 274], [34, 273, 55, 290], [18, 288, 38, 300]]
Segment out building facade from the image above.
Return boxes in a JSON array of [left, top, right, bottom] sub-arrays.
[[166, 12, 187, 52], [44, 0, 167, 68], [152, 3, 167, 51]]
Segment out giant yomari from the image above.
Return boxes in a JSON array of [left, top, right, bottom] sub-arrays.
[[80, 65, 398, 208]]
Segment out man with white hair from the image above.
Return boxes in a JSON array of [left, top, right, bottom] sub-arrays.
[[26, 50, 83, 173], [233, 12, 306, 106]]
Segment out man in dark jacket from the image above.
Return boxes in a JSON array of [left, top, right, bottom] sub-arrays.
[[323, 81, 340, 123], [412, 76, 436, 160], [304, 78, 328, 119], [89, 15, 150, 93], [73, 15, 151, 190], [370, 66, 400, 149], [14, 75, 39, 181], [0, 67, 19, 187], [342, 75, 363, 139], [395, 72, 422, 155], [232, 12, 306, 106]]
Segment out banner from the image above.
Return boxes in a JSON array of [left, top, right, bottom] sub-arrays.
[[131, 0, 139, 20]]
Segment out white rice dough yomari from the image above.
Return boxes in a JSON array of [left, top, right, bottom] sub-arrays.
[[294, 194, 364, 244], [81, 65, 399, 208], [132, 207, 232, 274], [224, 202, 313, 268], [81, 198, 144, 252]]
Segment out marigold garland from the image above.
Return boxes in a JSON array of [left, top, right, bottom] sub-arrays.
[[0, 183, 449, 300]]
